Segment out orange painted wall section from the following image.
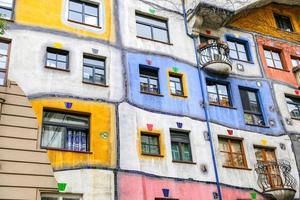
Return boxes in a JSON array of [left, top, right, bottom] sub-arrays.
[[31, 98, 116, 170], [229, 3, 300, 43], [256, 36, 300, 87], [15, 0, 115, 41]]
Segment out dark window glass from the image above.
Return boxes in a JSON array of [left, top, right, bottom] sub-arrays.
[[264, 48, 283, 70], [139, 66, 159, 94], [0, 40, 9, 86], [141, 133, 160, 155], [286, 96, 300, 119], [136, 13, 169, 43], [0, 0, 13, 20], [199, 35, 218, 45], [169, 74, 183, 96], [170, 130, 192, 162], [240, 88, 265, 126], [68, 0, 99, 27], [41, 110, 89, 152], [274, 14, 293, 32], [227, 39, 249, 62], [219, 137, 247, 168], [83, 55, 105, 85], [206, 80, 231, 107], [46, 48, 69, 70]]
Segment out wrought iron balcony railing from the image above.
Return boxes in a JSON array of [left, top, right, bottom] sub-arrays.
[[198, 41, 232, 75], [255, 160, 296, 192]]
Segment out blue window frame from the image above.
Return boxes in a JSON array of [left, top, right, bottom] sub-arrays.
[[226, 36, 252, 63]]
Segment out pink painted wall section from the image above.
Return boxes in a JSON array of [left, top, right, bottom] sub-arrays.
[[118, 173, 267, 200]]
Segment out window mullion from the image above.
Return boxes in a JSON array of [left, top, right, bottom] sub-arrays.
[[228, 140, 234, 167]]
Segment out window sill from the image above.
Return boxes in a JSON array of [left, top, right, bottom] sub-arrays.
[[140, 91, 164, 97], [68, 19, 102, 29], [172, 160, 196, 165], [142, 153, 164, 157], [42, 147, 93, 154], [291, 117, 300, 121], [209, 103, 236, 110], [171, 93, 188, 98], [137, 36, 173, 46], [82, 80, 109, 87], [230, 58, 254, 64], [45, 65, 70, 72], [223, 165, 252, 171], [267, 66, 290, 72]]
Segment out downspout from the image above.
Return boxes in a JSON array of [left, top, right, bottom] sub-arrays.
[[181, 1, 223, 199]]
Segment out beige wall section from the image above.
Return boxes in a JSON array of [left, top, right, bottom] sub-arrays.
[[0, 80, 58, 200]]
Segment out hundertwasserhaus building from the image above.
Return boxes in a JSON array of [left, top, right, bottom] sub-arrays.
[[0, 0, 300, 200]]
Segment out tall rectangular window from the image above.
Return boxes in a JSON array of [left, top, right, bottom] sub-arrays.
[[139, 66, 160, 94], [240, 88, 265, 126], [0, 0, 13, 20], [170, 130, 192, 162], [41, 110, 90, 152], [227, 39, 249, 62], [169, 73, 184, 96], [136, 13, 169, 43], [274, 14, 293, 32], [285, 95, 300, 119], [68, 0, 99, 27], [141, 133, 160, 155], [0, 40, 10, 86], [46, 48, 69, 70], [83, 55, 105, 85], [264, 48, 284, 70], [219, 137, 247, 168], [206, 80, 231, 107]]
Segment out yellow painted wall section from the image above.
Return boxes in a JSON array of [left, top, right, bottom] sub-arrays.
[[31, 98, 116, 170], [15, 0, 115, 41], [229, 3, 300, 43]]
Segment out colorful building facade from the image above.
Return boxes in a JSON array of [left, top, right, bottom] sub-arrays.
[[0, 0, 300, 200]]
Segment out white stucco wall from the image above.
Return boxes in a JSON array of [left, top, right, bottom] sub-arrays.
[[4, 29, 124, 101], [54, 169, 115, 200]]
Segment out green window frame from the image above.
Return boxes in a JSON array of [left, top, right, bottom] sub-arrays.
[[170, 130, 192, 162], [141, 132, 160, 155]]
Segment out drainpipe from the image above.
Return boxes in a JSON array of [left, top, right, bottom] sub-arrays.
[[181, 1, 223, 199]]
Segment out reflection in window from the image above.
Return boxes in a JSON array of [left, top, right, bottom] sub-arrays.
[[0, 0, 13, 20], [227, 39, 249, 62], [264, 48, 283, 69], [274, 14, 293, 32], [206, 80, 231, 107], [141, 133, 160, 155], [169, 74, 183, 96], [139, 66, 160, 94], [170, 130, 192, 162], [46, 48, 69, 70], [83, 55, 105, 85], [285, 95, 300, 119]]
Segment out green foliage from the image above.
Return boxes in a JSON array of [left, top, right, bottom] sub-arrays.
[[0, 15, 7, 35]]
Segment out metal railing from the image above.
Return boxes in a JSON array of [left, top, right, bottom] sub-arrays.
[[255, 160, 296, 192], [198, 41, 232, 68]]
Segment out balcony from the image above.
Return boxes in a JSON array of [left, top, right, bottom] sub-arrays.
[[198, 41, 232, 76], [255, 160, 297, 200]]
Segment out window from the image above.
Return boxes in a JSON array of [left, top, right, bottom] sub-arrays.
[[0, 0, 13, 20], [0, 40, 10, 86], [274, 14, 293, 32], [227, 39, 249, 62], [139, 66, 160, 94], [169, 73, 183, 96], [68, 0, 99, 27], [285, 95, 300, 119], [219, 137, 247, 168], [41, 193, 82, 200], [206, 80, 231, 107], [41, 110, 89, 152], [136, 13, 169, 43], [239, 88, 265, 126], [83, 55, 105, 85], [291, 57, 300, 68], [170, 130, 192, 162], [46, 48, 69, 70], [264, 48, 284, 69], [199, 35, 218, 45], [141, 133, 160, 155]]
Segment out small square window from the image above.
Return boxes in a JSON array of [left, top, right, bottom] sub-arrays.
[[83, 55, 106, 85], [139, 66, 160, 94], [274, 14, 293, 32], [68, 0, 99, 27], [219, 137, 247, 169], [0, 0, 13, 20], [46, 48, 69, 70], [169, 73, 184, 96], [263, 48, 284, 70], [227, 39, 250, 62], [206, 80, 231, 107], [141, 132, 160, 155], [136, 12, 169, 43], [170, 130, 192, 162]]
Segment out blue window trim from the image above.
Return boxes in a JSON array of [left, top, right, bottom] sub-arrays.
[[225, 34, 254, 64]]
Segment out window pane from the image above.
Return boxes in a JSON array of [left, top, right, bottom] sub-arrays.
[[69, 1, 83, 12], [287, 103, 300, 118], [41, 125, 66, 149], [219, 139, 230, 152], [219, 95, 230, 107], [95, 68, 104, 75], [207, 83, 217, 94], [170, 81, 176, 94], [57, 61, 67, 69], [171, 143, 180, 160], [266, 58, 274, 67], [83, 66, 93, 82], [0, 7, 12, 19], [208, 93, 218, 104], [220, 152, 231, 166], [43, 111, 89, 126], [47, 52, 56, 60], [0, 71, 5, 85], [0, 55, 7, 69], [227, 41, 236, 50], [0, 42, 8, 55], [292, 59, 299, 67], [150, 146, 159, 154], [217, 85, 228, 95], [231, 141, 242, 153], [69, 11, 83, 23], [57, 54, 67, 62], [85, 5, 98, 16], [136, 23, 152, 39], [182, 143, 192, 161], [232, 154, 245, 167], [94, 74, 105, 84], [236, 43, 246, 52], [229, 50, 238, 59], [274, 60, 283, 69], [84, 15, 98, 26], [255, 148, 263, 161], [46, 60, 56, 68], [0, 0, 13, 8], [265, 150, 276, 162], [84, 57, 104, 67], [264, 50, 271, 58], [153, 28, 168, 43], [272, 52, 280, 60], [136, 15, 167, 28], [239, 52, 248, 61]]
